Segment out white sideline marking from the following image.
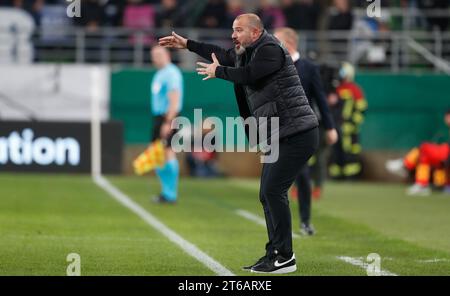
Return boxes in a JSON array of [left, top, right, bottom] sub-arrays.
[[235, 209, 300, 239], [93, 175, 235, 276], [337, 256, 397, 276], [417, 259, 450, 263]]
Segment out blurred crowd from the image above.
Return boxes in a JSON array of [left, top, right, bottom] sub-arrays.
[[0, 0, 448, 32]]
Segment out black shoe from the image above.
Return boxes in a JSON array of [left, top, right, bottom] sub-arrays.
[[152, 195, 176, 204], [251, 253, 296, 274], [300, 223, 315, 236], [242, 255, 267, 271]]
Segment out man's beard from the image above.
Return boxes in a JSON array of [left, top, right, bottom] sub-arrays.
[[234, 45, 245, 56]]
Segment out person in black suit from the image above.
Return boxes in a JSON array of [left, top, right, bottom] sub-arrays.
[[274, 27, 338, 236]]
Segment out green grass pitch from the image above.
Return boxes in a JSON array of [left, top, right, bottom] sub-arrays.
[[1, 173, 450, 275]]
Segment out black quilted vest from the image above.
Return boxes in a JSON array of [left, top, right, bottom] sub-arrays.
[[233, 31, 318, 143]]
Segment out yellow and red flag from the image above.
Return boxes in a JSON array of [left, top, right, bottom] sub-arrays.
[[133, 140, 165, 175]]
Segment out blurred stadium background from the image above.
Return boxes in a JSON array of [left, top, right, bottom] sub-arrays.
[[1, 0, 450, 275]]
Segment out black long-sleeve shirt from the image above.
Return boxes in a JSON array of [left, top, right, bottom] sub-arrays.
[[187, 39, 285, 85], [187, 38, 333, 129], [186, 34, 320, 141]]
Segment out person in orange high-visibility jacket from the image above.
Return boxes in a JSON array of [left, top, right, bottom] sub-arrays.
[[329, 62, 368, 179], [386, 109, 450, 195], [386, 142, 449, 196]]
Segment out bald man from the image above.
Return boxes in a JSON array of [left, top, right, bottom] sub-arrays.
[[150, 46, 183, 204], [159, 14, 319, 274]]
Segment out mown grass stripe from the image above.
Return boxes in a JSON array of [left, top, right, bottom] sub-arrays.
[[93, 175, 235, 276]]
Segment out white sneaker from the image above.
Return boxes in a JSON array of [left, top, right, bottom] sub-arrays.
[[407, 184, 431, 196], [385, 158, 407, 178]]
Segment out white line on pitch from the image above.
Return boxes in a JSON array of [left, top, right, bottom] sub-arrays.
[[235, 209, 300, 239], [93, 175, 235, 276], [337, 256, 398, 276], [417, 258, 450, 263]]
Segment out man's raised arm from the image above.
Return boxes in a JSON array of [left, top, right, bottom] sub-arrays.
[[159, 32, 235, 67]]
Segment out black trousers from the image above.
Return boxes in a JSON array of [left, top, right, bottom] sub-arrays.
[[259, 127, 319, 257], [296, 164, 311, 225], [309, 125, 329, 188]]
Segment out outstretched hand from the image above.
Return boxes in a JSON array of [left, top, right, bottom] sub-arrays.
[[196, 53, 220, 81], [158, 31, 188, 49]]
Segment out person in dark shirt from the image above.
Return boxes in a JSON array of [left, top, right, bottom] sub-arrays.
[[195, 0, 227, 28], [274, 27, 338, 236], [281, 0, 321, 31], [73, 0, 104, 31], [418, 0, 449, 31], [155, 0, 182, 28], [159, 13, 319, 274], [328, 0, 353, 30]]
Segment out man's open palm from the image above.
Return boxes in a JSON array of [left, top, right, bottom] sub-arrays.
[[197, 53, 220, 81]]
